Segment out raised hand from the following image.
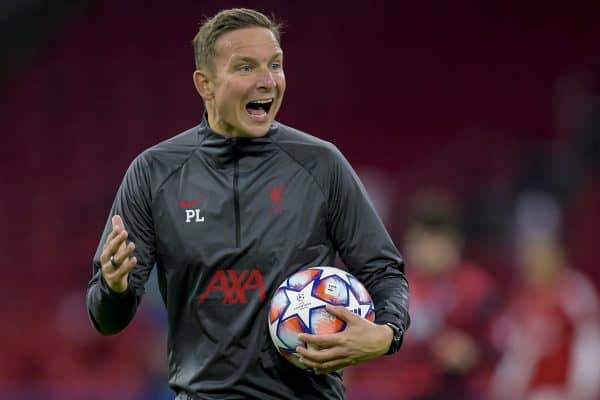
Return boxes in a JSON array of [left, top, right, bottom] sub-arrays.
[[100, 215, 137, 293], [296, 304, 393, 374]]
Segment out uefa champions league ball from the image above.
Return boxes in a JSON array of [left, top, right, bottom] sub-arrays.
[[267, 266, 375, 369]]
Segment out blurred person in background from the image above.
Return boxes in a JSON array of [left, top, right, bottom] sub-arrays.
[[347, 191, 500, 400], [399, 192, 500, 400], [85, 7, 409, 400], [489, 192, 600, 400]]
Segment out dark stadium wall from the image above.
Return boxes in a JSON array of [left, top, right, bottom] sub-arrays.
[[1, 0, 599, 313]]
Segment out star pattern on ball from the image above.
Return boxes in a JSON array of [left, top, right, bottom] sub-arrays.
[[316, 267, 353, 287], [347, 288, 373, 318], [281, 280, 328, 328], [269, 319, 288, 350]]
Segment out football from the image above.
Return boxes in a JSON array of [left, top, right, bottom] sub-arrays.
[[267, 266, 375, 369]]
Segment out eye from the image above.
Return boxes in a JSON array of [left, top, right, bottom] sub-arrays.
[[271, 62, 282, 71], [238, 65, 252, 73]]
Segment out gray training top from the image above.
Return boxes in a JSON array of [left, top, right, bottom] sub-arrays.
[[86, 116, 410, 400]]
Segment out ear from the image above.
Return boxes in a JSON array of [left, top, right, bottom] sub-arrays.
[[193, 69, 214, 101]]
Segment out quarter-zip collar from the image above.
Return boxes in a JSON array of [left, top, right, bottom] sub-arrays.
[[197, 113, 279, 170]]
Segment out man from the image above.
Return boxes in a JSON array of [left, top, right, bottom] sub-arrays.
[[87, 8, 409, 400], [353, 191, 498, 400], [489, 193, 600, 400]]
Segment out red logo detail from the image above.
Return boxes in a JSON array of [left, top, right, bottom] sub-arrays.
[[269, 184, 285, 214], [197, 269, 266, 304], [179, 198, 203, 209]]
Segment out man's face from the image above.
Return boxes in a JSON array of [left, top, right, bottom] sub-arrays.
[[200, 27, 286, 138]]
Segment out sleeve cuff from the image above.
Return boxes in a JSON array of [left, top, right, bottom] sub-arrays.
[[383, 322, 404, 355], [99, 273, 133, 300]]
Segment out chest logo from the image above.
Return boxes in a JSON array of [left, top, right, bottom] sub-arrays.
[[179, 198, 203, 208], [269, 184, 285, 214], [180, 198, 205, 223]]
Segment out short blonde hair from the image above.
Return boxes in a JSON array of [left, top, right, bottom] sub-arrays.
[[192, 8, 282, 71]]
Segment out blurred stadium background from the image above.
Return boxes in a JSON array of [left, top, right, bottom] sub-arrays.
[[1, 1, 600, 399]]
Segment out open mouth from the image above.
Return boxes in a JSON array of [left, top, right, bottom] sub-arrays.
[[245, 98, 274, 120]]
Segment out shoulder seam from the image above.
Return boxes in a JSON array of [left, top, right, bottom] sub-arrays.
[[270, 138, 329, 205], [150, 129, 205, 198]]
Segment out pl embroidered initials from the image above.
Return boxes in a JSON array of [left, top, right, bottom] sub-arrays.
[[185, 209, 205, 223]]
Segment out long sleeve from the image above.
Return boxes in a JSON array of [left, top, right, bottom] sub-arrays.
[[325, 146, 410, 336], [86, 153, 156, 335]]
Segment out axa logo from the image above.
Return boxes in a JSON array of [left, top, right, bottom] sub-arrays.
[[197, 269, 265, 304], [269, 184, 285, 214], [179, 198, 205, 223]]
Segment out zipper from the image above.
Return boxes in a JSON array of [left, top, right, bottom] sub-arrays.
[[232, 140, 241, 248]]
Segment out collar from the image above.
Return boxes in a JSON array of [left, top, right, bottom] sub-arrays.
[[197, 113, 280, 169]]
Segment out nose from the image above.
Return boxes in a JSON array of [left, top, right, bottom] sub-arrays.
[[257, 69, 276, 91]]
